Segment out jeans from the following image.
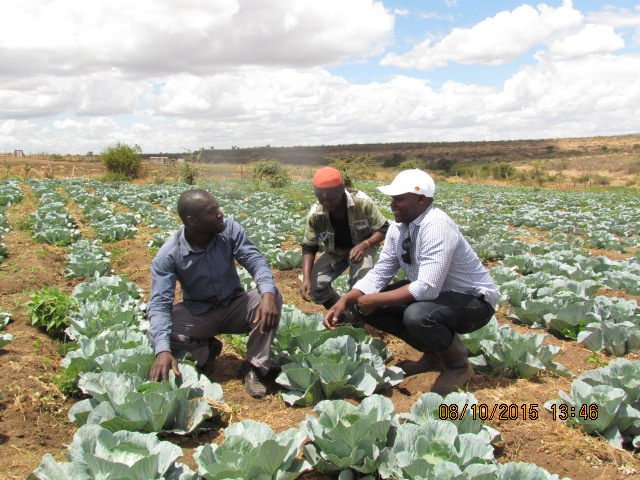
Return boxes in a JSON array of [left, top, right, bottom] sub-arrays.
[[362, 284, 494, 353]]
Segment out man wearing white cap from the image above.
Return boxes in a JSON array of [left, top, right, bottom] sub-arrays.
[[324, 169, 499, 395]]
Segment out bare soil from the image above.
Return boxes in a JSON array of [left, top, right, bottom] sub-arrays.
[[1, 157, 639, 479]]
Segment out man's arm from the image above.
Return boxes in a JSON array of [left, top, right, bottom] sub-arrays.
[[300, 207, 320, 300], [231, 221, 280, 332], [147, 254, 180, 381], [300, 249, 316, 301], [348, 226, 387, 264]]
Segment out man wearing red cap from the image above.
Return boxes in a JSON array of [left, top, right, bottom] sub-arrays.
[[300, 167, 389, 318]]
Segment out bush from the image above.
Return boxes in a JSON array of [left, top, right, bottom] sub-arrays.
[[329, 154, 378, 186], [491, 162, 516, 179], [180, 161, 200, 185], [382, 153, 406, 167], [26, 286, 78, 337], [398, 158, 424, 170], [252, 159, 290, 188], [101, 142, 142, 179]]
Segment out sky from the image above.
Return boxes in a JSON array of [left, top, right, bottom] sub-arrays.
[[1, 0, 639, 154]]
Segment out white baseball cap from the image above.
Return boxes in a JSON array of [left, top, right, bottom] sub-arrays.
[[377, 169, 436, 197]]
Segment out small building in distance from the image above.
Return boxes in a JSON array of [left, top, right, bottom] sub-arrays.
[[149, 156, 169, 164]]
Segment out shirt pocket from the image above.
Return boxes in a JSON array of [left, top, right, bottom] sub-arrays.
[[353, 219, 371, 241], [318, 231, 334, 248]]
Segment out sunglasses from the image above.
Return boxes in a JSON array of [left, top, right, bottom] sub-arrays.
[[401, 234, 412, 264]]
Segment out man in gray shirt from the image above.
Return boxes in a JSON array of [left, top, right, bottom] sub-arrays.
[[147, 189, 281, 398]]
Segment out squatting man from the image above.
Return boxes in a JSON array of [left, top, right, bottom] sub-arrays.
[[146, 189, 281, 398], [324, 169, 499, 395], [300, 167, 389, 322]]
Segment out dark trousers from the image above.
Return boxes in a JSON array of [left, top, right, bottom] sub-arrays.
[[362, 284, 494, 353]]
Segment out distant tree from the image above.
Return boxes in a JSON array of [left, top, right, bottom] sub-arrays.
[[252, 159, 290, 188], [382, 152, 406, 167], [329, 154, 378, 186], [491, 162, 516, 179], [101, 142, 142, 179], [180, 148, 203, 185]]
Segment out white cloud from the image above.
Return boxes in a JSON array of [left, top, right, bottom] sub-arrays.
[[1, 1, 638, 154], [53, 119, 84, 130], [382, 1, 583, 70], [0, 73, 150, 119], [0, 0, 393, 78], [394, 8, 410, 16], [545, 24, 624, 59]]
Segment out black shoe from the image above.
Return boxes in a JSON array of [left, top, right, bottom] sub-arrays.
[[243, 367, 267, 398], [198, 337, 223, 375]]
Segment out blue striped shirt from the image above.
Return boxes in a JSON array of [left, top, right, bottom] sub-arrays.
[[353, 205, 499, 308]]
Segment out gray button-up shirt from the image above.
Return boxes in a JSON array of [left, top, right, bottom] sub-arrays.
[[147, 220, 276, 355]]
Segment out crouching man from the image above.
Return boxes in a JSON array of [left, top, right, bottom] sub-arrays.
[[300, 167, 388, 317], [147, 189, 282, 398], [324, 169, 498, 395]]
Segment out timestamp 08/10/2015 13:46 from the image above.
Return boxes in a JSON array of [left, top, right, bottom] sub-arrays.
[[438, 403, 600, 422]]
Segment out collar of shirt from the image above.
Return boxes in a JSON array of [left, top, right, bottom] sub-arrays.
[[176, 225, 220, 257]]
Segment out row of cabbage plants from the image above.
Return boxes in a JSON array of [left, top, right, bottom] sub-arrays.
[[33, 391, 570, 480], [63, 181, 141, 242], [0, 178, 23, 262], [492, 248, 640, 356], [27, 179, 80, 245]]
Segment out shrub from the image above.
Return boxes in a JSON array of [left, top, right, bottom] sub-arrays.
[[26, 286, 78, 337], [180, 161, 200, 185], [101, 142, 142, 179], [253, 159, 290, 188], [329, 154, 378, 185], [491, 162, 516, 179], [382, 153, 406, 167], [398, 158, 424, 170]]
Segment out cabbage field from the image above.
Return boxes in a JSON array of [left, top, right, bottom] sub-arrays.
[[0, 175, 639, 479]]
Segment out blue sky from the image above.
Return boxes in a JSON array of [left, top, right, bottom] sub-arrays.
[[1, 0, 639, 153]]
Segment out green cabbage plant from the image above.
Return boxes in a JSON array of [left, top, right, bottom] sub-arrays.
[[195, 420, 311, 479], [545, 359, 640, 449], [304, 395, 398, 477], [69, 364, 224, 434], [30, 425, 196, 480]]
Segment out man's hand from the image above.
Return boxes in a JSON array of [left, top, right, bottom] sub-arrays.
[[150, 351, 180, 382], [299, 278, 312, 301], [323, 300, 348, 330], [253, 292, 280, 333], [348, 242, 369, 264]]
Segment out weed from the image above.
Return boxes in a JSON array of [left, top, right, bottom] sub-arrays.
[[586, 353, 608, 368], [26, 286, 78, 337], [220, 333, 248, 357]]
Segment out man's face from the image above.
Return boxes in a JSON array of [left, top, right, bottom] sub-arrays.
[[390, 193, 428, 224], [314, 185, 345, 213], [189, 195, 225, 235]]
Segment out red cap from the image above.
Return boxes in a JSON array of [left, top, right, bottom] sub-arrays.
[[313, 167, 343, 188]]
